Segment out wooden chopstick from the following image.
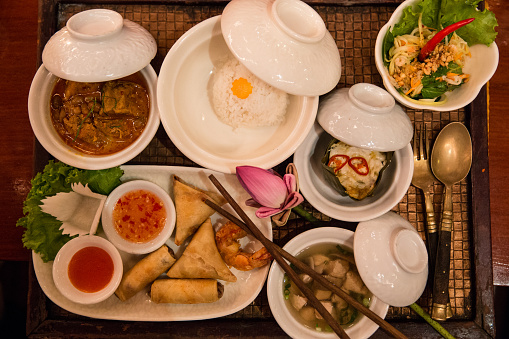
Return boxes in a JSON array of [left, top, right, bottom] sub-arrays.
[[206, 174, 408, 339], [207, 175, 350, 338]]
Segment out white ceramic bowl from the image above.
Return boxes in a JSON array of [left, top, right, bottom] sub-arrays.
[[221, 0, 341, 96], [293, 123, 413, 222], [267, 227, 389, 339], [101, 180, 176, 254], [374, 0, 499, 111], [42, 9, 157, 82], [157, 15, 319, 174], [52, 235, 123, 305], [28, 64, 160, 170]]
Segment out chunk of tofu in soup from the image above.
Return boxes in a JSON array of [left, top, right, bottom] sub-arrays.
[[283, 243, 372, 332]]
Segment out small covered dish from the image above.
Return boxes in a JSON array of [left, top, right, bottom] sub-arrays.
[[29, 9, 160, 170], [294, 83, 413, 221], [317, 83, 412, 201]]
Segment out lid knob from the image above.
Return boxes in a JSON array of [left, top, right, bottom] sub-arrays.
[[66, 9, 123, 41], [348, 83, 396, 115], [270, 0, 326, 43], [390, 228, 428, 274]]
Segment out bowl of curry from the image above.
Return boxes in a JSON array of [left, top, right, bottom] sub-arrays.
[[28, 64, 159, 170]]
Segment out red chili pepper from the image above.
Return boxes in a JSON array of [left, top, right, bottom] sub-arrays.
[[328, 155, 350, 173], [348, 157, 369, 176], [418, 18, 475, 62]]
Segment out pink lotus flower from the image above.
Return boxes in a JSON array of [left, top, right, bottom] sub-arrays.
[[236, 165, 303, 219]]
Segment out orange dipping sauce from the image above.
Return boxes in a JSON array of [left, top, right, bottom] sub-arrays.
[[68, 246, 114, 293], [112, 189, 166, 243]]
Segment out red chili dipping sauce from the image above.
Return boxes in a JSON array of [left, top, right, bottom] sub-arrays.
[[68, 246, 114, 293], [112, 189, 167, 243]]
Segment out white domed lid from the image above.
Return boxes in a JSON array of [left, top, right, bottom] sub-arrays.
[[42, 9, 157, 82], [317, 83, 413, 152], [354, 212, 428, 307], [221, 0, 341, 96]]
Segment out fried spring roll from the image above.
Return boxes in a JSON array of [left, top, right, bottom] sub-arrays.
[[150, 279, 224, 304], [115, 245, 176, 301]]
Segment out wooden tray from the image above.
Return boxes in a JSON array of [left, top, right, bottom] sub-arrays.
[[27, 0, 495, 337]]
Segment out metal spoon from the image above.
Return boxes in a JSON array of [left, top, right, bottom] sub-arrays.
[[430, 122, 472, 321]]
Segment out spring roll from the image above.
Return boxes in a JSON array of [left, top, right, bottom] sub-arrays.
[[150, 279, 224, 304], [115, 245, 177, 301], [172, 175, 227, 245]]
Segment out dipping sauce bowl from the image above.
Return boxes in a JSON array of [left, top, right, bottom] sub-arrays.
[[101, 180, 176, 254], [52, 235, 123, 305]]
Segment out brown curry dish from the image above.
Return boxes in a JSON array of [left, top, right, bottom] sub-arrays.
[[50, 72, 150, 155]]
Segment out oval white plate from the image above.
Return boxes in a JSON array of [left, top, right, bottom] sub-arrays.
[[293, 123, 413, 222], [33, 165, 272, 321]]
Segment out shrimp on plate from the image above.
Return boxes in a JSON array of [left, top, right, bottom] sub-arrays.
[[215, 221, 272, 271]]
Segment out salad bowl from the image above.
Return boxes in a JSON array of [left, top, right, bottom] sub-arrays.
[[374, 0, 499, 111]]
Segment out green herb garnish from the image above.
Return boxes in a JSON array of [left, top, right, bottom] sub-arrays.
[[74, 98, 96, 142], [16, 161, 123, 262]]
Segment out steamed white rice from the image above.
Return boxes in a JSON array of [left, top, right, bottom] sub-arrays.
[[211, 57, 289, 129]]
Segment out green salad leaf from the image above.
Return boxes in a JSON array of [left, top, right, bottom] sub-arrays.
[[16, 161, 123, 262], [385, 0, 498, 47], [419, 62, 463, 99], [441, 0, 498, 46]]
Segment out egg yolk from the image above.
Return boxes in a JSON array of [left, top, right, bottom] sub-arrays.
[[231, 77, 253, 99]]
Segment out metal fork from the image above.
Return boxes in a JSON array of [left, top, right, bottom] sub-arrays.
[[411, 123, 438, 279]]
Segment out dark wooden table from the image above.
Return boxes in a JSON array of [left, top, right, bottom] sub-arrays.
[[1, 0, 508, 337]]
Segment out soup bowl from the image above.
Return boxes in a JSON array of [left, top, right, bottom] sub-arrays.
[[267, 227, 389, 339]]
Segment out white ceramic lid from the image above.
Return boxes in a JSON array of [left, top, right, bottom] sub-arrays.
[[221, 0, 341, 96], [317, 83, 413, 152], [42, 9, 157, 82], [353, 212, 428, 307]]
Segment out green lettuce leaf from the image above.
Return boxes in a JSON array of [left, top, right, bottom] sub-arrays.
[[385, 0, 498, 48], [391, 3, 421, 37], [16, 161, 123, 262], [418, 62, 463, 99], [441, 0, 498, 46]]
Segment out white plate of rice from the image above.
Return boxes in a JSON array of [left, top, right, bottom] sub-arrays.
[[157, 15, 319, 174]]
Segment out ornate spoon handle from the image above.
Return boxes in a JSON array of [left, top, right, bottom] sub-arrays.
[[432, 185, 453, 321]]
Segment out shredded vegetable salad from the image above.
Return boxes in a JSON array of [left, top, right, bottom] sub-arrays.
[[386, 14, 471, 100], [382, 0, 498, 104]]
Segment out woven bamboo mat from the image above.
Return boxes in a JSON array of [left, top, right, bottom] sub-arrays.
[[54, 3, 472, 321]]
